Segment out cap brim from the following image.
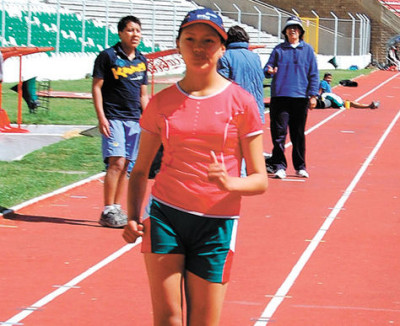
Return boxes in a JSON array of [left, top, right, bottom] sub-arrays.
[[180, 20, 227, 40], [282, 23, 304, 34]]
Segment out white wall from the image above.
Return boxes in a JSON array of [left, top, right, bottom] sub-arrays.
[[317, 54, 372, 70], [3, 52, 97, 83], [259, 53, 372, 71], [2, 52, 372, 83]]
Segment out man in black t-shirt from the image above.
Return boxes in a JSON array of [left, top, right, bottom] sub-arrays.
[[92, 15, 149, 228]]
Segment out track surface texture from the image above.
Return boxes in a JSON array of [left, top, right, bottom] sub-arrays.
[[1, 70, 399, 326]]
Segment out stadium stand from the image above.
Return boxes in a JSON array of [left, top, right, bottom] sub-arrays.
[[379, 0, 400, 16], [1, 1, 144, 53], [43, 0, 277, 55], [1, 0, 278, 56], [4, 0, 390, 81]]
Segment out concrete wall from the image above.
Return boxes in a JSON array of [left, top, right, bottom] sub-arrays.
[[256, 0, 400, 63]]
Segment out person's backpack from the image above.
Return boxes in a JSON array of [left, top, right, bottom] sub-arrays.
[[339, 79, 358, 87]]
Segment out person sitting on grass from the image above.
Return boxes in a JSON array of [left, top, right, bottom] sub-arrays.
[[317, 73, 379, 110]]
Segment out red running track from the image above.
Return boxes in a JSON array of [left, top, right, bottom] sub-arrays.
[[1, 70, 400, 325]]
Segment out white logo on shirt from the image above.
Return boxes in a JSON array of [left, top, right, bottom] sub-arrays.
[[130, 75, 144, 81]]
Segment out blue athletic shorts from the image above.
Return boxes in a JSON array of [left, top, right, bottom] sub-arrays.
[[141, 198, 238, 283], [101, 119, 141, 170]]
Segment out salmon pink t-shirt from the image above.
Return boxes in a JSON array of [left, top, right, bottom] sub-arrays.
[[140, 82, 262, 218]]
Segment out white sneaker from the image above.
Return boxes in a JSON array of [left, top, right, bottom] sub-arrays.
[[99, 208, 127, 228], [263, 152, 272, 159], [274, 169, 286, 179], [296, 169, 309, 178], [370, 101, 380, 109]]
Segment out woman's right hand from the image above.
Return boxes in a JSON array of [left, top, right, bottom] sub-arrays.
[[267, 66, 278, 75], [208, 150, 235, 192], [122, 220, 144, 243]]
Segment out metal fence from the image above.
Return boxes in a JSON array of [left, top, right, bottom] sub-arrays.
[[317, 13, 371, 56], [195, 0, 371, 56]]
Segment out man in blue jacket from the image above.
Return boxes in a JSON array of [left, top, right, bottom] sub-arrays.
[[264, 16, 319, 179]]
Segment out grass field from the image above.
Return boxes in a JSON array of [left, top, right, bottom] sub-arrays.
[[0, 69, 373, 210]]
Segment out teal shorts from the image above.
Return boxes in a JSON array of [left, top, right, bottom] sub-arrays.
[[141, 198, 238, 283]]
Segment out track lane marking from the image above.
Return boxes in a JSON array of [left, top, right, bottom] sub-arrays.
[[0, 172, 105, 216], [254, 109, 400, 325], [2, 72, 399, 325], [284, 72, 400, 149], [2, 240, 141, 325]]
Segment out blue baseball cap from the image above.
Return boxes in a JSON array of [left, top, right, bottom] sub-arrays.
[[179, 8, 227, 40]]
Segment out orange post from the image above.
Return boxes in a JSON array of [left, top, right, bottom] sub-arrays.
[[0, 108, 10, 130], [0, 47, 53, 133]]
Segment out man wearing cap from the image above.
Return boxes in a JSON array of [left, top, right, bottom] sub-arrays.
[[264, 15, 319, 179]]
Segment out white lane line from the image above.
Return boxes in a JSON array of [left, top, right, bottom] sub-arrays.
[[3, 74, 397, 216], [354, 72, 400, 102], [2, 240, 141, 326], [0, 172, 105, 216], [284, 72, 400, 149], [3, 73, 399, 325], [254, 109, 400, 326]]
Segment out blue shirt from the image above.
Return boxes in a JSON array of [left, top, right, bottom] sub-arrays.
[[93, 42, 148, 121], [319, 79, 332, 94], [264, 40, 319, 98], [218, 42, 265, 123]]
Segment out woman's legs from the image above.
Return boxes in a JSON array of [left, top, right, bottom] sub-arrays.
[[144, 254, 229, 326], [185, 271, 228, 326], [144, 253, 185, 326], [143, 204, 234, 325]]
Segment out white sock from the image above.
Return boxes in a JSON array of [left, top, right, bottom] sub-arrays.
[[103, 205, 115, 214], [113, 204, 121, 210]]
